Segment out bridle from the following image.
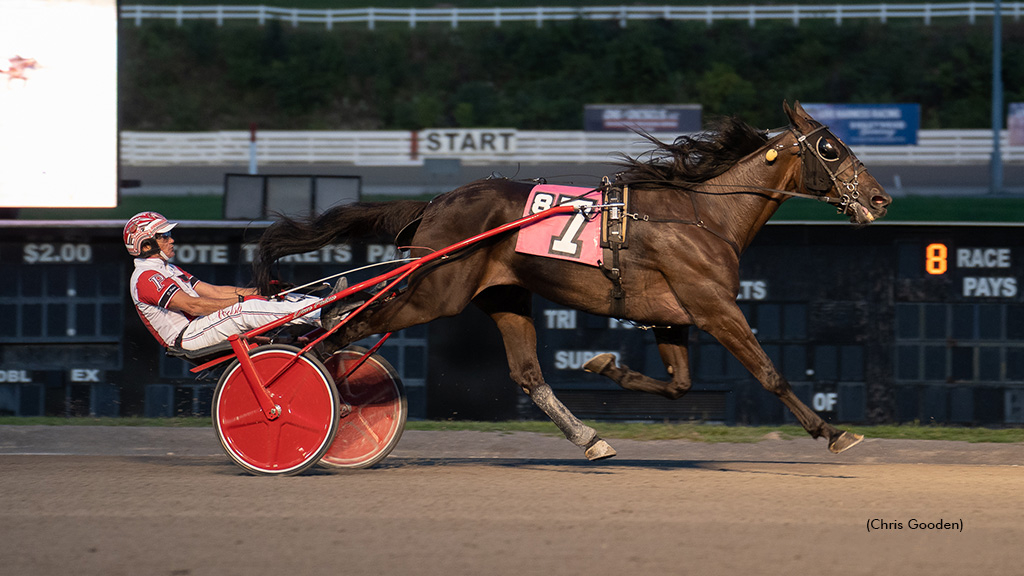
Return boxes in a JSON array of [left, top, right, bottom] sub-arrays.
[[782, 123, 867, 215]]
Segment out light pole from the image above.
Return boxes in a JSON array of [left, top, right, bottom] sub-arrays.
[[990, 0, 1003, 195]]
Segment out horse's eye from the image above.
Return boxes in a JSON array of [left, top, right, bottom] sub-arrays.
[[817, 137, 841, 161]]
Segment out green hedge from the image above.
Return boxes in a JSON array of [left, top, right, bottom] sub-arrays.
[[119, 17, 1024, 131]]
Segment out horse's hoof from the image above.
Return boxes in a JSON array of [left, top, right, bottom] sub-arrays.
[[584, 438, 617, 461], [829, 431, 864, 454], [583, 353, 615, 375]]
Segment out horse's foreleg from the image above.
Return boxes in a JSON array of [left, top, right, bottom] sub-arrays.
[[705, 306, 863, 454], [475, 288, 616, 461], [584, 326, 693, 399]]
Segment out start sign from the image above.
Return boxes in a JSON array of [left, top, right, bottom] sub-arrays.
[[419, 129, 517, 156]]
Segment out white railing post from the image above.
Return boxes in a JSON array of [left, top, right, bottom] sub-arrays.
[[119, 3, 1019, 28]]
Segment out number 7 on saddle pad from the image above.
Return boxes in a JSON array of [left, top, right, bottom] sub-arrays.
[[514, 185, 603, 266]]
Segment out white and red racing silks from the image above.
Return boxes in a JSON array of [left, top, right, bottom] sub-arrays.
[[130, 257, 200, 347]]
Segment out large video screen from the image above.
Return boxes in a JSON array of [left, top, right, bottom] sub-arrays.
[[0, 0, 117, 209]]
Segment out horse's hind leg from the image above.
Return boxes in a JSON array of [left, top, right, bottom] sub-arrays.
[[475, 287, 616, 461], [584, 326, 693, 399]]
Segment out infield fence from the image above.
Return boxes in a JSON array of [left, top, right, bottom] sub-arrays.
[[120, 129, 1024, 166], [122, 3, 1024, 29]]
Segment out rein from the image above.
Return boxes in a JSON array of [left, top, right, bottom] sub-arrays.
[[627, 187, 743, 257], [617, 178, 838, 204]]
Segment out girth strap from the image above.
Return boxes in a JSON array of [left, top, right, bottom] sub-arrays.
[[598, 180, 629, 318]]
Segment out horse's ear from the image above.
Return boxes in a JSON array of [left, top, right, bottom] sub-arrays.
[[783, 100, 813, 130], [783, 100, 797, 125], [792, 100, 812, 120]]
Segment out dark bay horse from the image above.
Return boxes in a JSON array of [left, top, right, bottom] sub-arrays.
[[254, 101, 892, 460]]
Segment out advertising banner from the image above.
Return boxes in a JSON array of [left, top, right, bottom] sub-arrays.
[[801, 103, 920, 145], [584, 104, 702, 132], [1009, 103, 1024, 146], [0, 0, 118, 208]]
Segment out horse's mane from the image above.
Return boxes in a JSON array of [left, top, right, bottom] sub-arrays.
[[616, 117, 768, 185]]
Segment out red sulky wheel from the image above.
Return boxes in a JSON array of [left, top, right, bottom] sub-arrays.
[[213, 344, 339, 476], [319, 346, 407, 469]]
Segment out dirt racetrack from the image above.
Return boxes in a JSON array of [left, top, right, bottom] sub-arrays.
[[1, 425, 1022, 576]]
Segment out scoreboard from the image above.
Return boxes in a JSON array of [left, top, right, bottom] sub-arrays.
[[519, 222, 1024, 426], [921, 243, 1016, 297], [3, 220, 1024, 425]]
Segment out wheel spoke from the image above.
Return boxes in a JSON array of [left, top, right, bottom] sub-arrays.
[[287, 409, 331, 434], [270, 421, 282, 465], [355, 413, 384, 444], [265, 370, 301, 404], [219, 407, 268, 431]]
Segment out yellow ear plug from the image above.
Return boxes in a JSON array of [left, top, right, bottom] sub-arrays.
[[765, 149, 778, 163]]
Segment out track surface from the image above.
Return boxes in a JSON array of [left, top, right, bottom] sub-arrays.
[[2, 426, 1022, 576]]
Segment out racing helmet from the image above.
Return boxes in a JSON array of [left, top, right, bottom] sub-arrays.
[[123, 211, 178, 256]]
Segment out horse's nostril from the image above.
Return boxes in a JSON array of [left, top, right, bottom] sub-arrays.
[[872, 195, 890, 207]]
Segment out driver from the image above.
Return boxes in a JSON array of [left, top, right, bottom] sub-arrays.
[[125, 211, 347, 352]]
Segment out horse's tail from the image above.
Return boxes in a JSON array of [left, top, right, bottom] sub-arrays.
[[253, 200, 428, 292]]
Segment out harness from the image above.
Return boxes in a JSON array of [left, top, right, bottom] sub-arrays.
[[588, 122, 866, 318], [598, 177, 629, 317]]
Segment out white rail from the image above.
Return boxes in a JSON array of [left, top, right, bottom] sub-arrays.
[[121, 3, 1024, 29], [120, 129, 1024, 166]]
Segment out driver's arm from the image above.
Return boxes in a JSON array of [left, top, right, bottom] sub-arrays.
[[193, 282, 259, 300], [166, 282, 259, 317]]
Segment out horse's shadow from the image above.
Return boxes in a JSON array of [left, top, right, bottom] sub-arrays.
[[199, 455, 858, 479], [366, 457, 859, 479]]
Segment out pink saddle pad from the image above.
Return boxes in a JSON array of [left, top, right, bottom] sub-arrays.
[[514, 185, 601, 267]]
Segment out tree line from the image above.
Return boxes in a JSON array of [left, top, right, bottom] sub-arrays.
[[119, 18, 1023, 132]]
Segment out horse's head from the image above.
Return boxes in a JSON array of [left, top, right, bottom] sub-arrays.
[[781, 101, 891, 224]]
